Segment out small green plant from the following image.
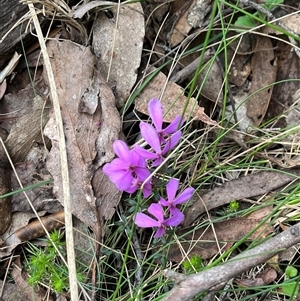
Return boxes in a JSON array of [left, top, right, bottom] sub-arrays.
[[234, 0, 284, 29], [182, 255, 204, 274], [279, 265, 299, 300], [218, 200, 240, 217], [26, 230, 85, 293]]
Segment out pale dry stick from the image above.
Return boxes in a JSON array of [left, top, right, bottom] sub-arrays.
[[27, 3, 79, 301], [162, 223, 300, 301]]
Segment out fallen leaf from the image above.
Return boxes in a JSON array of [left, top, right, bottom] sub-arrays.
[[92, 168, 122, 221], [5, 95, 50, 163], [44, 40, 121, 233], [92, 2, 145, 108], [246, 36, 277, 126], [226, 50, 251, 87], [0, 211, 46, 258], [43, 40, 102, 231], [135, 67, 220, 127], [0, 279, 32, 301], [235, 267, 277, 287], [168, 0, 195, 47], [168, 217, 273, 262], [0, 140, 11, 235], [11, 262, 54, 301], [15, 211, 65, 241], [268, 41, 300, 127], [262, 13, 300, 35], [197, 58, 224, 103]]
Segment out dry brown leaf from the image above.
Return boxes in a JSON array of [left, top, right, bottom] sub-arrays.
[[135, 68, 220, 127], [43, 40, 101, 231], [235, 267, 277, 287], [11, 262, 54, 301], [0, 279, 32, 301], [246, 36, 277, 126], [168, 0, 211, 47], [168, 217, 273, 262], [44, 40, 121, 233], [0, 141, 11, 235], [0, 212, 46, 258], [14, 211, 65, 241], [268, 41, 300, 127], [184, 169, 300, 226], [92, 168, 122, 221], [11, 147, 58, 214], [92, 2, 144, 107], [5, 95, 50, 163], [2, 77, 50, 162], [262, 13, 300, 35], [168, 0, 195, 47], [227, 51, 251, 87]]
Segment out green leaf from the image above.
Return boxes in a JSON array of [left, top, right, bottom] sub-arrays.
[[286, 266, 298, 278], [234, 15, 257, 31], [281, 281, 299, 299]]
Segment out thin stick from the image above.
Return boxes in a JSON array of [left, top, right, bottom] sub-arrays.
[[163, 222, 300, 301], [27, 3, 79, 300]]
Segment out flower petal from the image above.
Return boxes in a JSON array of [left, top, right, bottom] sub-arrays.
[[113, 170, 134, 191], [164, 115, 185, 134], [165, 211, 184, 227], [173, 187, 194, 205], [134, 145, 158, 160], [163, 131, 182, 154], [166, 178, 179, 202], [140, 122, 161, 153], [151, 157, 164, 167], [154, 226, 165, 238], [129, 149, 145, 167], [113, 140, 131, 161], [159, 197, 169, 207], [134, 213, 159, 228], [148, 98, 163, 131], [135, 166, 151, 181], [148, 203, 164, 223], [142, 181, 152, 198], [170, 207, 182, 216]]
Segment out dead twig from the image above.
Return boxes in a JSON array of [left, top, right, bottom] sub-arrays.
[[162, 223, 300, 301]]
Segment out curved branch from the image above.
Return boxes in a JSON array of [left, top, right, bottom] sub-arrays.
[[163, 223, 300, 301]]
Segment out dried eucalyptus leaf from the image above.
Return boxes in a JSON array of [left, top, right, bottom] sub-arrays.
[[92, 2, 144, 107], [5, 95, 50, 163]]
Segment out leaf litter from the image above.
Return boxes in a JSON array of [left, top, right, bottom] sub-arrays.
[[0, 0, 300, 300]]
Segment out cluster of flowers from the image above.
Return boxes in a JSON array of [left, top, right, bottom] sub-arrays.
[[103, 98, 194, 238]]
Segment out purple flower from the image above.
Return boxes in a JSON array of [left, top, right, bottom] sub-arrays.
[[134, 203, 184, 238], [103, 140, 152, 197], [134, 122, 182, 167], [160, 178, 194, 215], [148, 98, 185, 143]]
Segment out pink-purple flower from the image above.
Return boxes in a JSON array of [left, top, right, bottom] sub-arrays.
[[134, 203, 184, 238], [134, 122, 182, 167], [159, 178, 194, 215], [148, 98, 185, 143], [103, 99, 195, 238], [103, 140, 152, 197]]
